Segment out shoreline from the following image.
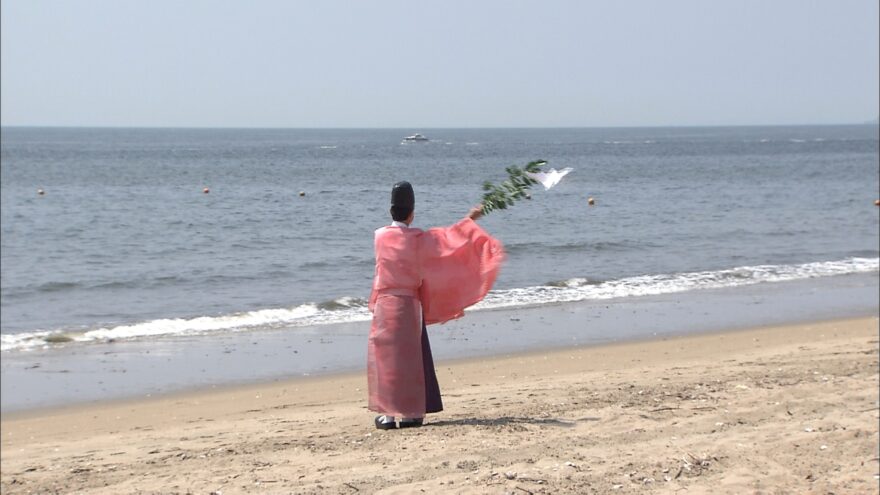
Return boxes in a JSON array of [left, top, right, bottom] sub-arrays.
[[2, 272, 878, 413], [0, 312, 875, 423], [2, 316, 877, 493]]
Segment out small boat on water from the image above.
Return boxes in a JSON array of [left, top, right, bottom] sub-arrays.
[[402, 133, 429, 142]]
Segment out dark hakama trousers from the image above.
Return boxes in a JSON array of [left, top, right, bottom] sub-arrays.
[[421, 319, 443, 413], [367, 293, 443, 417]]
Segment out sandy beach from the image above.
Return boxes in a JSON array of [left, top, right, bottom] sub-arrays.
[[1, 316, 878, 494]]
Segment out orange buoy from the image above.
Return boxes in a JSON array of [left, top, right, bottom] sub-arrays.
[[587, 197, 595, 206], [203, 187, 210, 194]]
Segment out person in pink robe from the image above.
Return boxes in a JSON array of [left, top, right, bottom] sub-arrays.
[[367, 181, 504, 429]]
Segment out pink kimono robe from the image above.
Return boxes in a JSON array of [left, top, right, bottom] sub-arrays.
[[367, 218, 504, 418]]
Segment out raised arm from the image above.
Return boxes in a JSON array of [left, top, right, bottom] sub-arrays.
[[466, 204, 484, 222]]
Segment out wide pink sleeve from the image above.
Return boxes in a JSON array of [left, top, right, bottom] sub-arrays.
[[418, 218, 505, 325]]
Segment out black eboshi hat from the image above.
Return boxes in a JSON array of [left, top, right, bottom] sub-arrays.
[[391, 181, 415, 209]]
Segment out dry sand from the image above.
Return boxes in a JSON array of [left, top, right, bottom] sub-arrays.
[[1, 316, 878, 494]]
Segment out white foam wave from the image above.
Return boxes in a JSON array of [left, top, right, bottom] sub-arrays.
[[475, 257, 878, 311], [2, 257, 876, 352], [1, 303, 372, 352]]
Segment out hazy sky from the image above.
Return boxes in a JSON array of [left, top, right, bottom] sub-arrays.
[[1, 0, 878, 128]]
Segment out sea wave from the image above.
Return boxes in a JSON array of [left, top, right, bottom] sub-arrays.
[[2, 257, 876, 352], [3, 270, 306, 300], [505, 239, 649, 255], [477, 257, 878, 311]]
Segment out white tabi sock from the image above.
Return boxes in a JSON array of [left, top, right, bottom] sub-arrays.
[[379, 415, 395, 424]]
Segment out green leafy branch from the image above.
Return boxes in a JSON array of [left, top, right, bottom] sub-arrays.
[[481, 159, 547, 215]]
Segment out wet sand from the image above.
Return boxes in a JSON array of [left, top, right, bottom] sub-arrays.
[[1, 316, 878, 494]]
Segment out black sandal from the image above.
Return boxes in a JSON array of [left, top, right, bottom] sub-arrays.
[[374, 415, 397, 430], [398, 418, 424, 428]]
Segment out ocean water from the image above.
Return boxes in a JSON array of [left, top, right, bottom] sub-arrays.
[[2, 126, 878, 352]]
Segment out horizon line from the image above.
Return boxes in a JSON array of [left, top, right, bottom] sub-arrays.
[[1, 122, 878, 131]]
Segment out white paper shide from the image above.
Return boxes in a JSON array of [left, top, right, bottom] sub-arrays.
[[524, 167, 573, 190]]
